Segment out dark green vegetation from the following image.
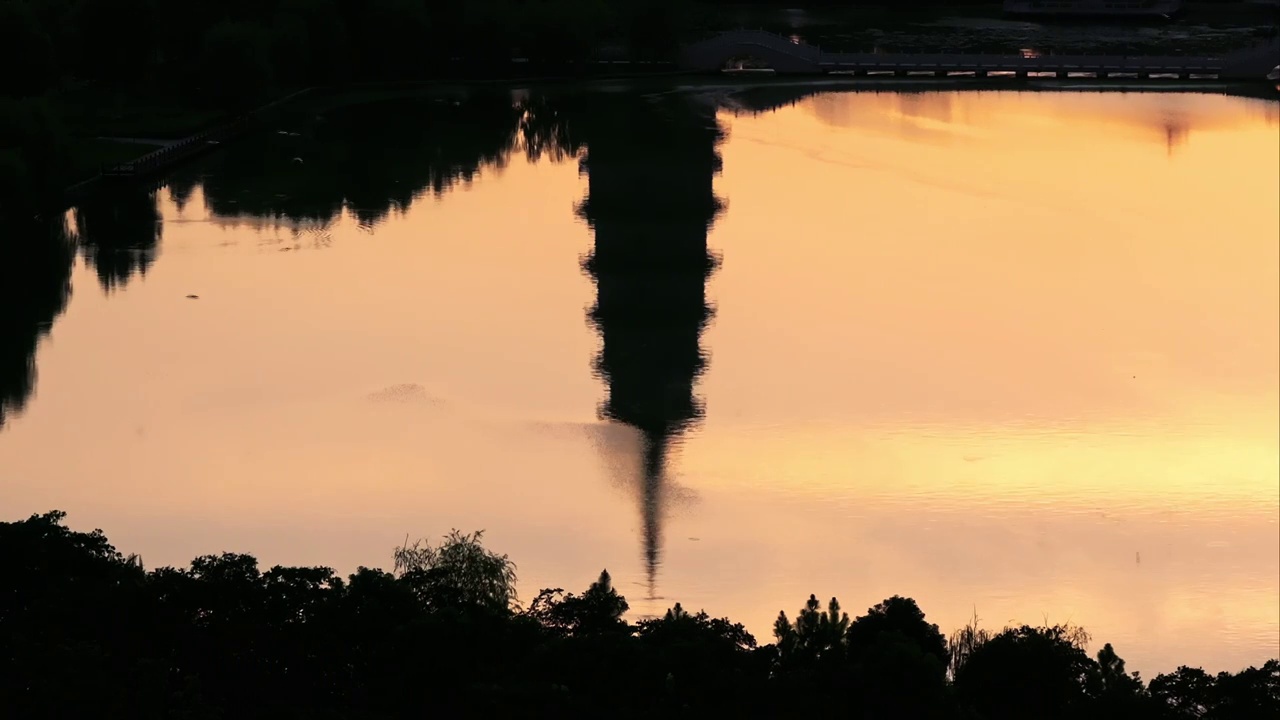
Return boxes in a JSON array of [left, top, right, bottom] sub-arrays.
[[0, 0, 699, 104], [724, 3, 1277, 55], [3, 510, 1277, 718], [1, 0, 1275, 212], [0, 219, 73, 429], [0, 0, 702, 214]]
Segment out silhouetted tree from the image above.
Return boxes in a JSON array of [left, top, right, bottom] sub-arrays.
[[0, 511, 149, 718], [259, 0, 353, 88], [1213, 660, 1280, 719], [527, 570, 631, 637], [74, 189, 162, 292], [774, 594, 850, 667], [360, 0, 433, 79], [948, 608, 992, 680], [636, 602, 765, 712], [195, 92, 526, 229], [846, 595, 949, 662], [955, 624, 1099, 720], [0, 218, 74, 429], [1151, 665, 1220, 718], [393, 528, 519, 613], [166, 169, 200, 213], [68, 0, 159, 89], [0, 98, 71, 213], [201, 21, 276, 110], [640, 602, 757, 651], [1092, 642, 1160, 719], [1149, 660, 1280, 720], [3, 510, 1278, 718], [846, 596, 950, 719], [627, 0, 686, 60], [0, 2, 57, 97]]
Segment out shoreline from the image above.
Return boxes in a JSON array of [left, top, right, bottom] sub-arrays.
[[49, 63, 1279, 211]]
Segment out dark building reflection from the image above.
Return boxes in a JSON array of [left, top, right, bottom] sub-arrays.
[[576, 95, 725, 598], [0, 219, 75, 429], [1160, 118, 1190, 156]]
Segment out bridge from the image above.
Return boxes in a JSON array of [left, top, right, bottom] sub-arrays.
[[680, 30, 1280, 81]]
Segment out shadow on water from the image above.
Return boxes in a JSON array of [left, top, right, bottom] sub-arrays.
[[192, 93, 529, 230], [0, 218, 74, 429], [75, 189, 162, 293], [719, 84, 825, 115]]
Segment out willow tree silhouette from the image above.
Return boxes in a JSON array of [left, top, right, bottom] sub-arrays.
[[576, 93, 725, 598], [0, 219, 75, 429]]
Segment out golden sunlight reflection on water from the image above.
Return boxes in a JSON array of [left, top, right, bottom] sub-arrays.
[[1, 88, 1275, 676]]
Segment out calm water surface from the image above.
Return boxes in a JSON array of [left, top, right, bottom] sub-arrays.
[[2, 84, 1277, 676]]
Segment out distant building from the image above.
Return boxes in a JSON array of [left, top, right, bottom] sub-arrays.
[[1003, 0, 1183, 18]]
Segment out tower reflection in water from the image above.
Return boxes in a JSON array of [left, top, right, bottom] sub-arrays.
[[577, 94, 725, 599]]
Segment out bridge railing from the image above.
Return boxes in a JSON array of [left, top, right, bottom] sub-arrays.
[[691, 28, 1240, 62]]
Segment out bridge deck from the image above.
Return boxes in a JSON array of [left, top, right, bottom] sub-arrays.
[[815, 52, 1222, 75]]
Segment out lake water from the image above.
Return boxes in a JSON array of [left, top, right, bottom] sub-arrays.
[[2, 82, 1277, 677]]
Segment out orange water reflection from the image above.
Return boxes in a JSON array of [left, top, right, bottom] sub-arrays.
[[0, 88, 1275, 676]]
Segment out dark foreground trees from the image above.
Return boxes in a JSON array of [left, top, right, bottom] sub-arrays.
[[0, 0, 705, 211], [2, 0, 699, 103], [1, 511, 1277, 719]]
